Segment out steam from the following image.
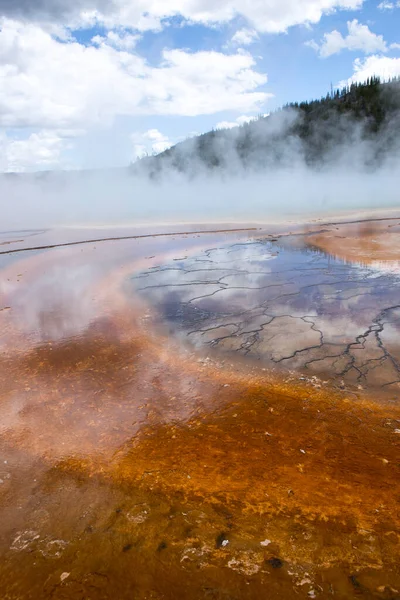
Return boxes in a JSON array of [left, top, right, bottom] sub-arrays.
[[1, 99, 400, 231]]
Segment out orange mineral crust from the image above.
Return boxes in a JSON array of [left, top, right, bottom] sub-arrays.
[[0, 225, 399, 599]]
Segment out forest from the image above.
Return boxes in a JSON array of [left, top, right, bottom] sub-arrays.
[[133, 77, 400, 177]]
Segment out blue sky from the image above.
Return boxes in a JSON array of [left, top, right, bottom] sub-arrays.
[[0, 0, 399, 171]]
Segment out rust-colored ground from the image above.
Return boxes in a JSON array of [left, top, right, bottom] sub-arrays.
[[307, 219, 400, 266], [0, 226, 399, 599]]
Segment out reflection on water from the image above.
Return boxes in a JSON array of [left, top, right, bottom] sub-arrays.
[[324, 253, 400, 276], [132, 239, 400, 393], [0, 227, 400, 599]]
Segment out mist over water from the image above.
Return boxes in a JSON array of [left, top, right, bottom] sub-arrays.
[[1, 104, 400, 230]]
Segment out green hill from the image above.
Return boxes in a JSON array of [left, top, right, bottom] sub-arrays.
[[133, 77, 400, 177]]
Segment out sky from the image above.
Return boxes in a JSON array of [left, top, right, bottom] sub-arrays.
[[0, 0, 399, 172]]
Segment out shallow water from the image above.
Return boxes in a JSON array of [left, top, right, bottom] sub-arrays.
[[0, 224, 399, 599], [131, 237, 400, 396]]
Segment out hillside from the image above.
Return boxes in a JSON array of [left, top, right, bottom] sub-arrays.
[[133, 77, 400, 177]]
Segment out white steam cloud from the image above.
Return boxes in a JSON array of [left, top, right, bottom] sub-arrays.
[[1, 102, 400, 230]]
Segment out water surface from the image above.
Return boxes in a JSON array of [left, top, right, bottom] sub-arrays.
[[131, 237, 400, 395], [0, 224, 399, 599]]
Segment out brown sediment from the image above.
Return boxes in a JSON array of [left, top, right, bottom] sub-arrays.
[[0, 227, 400, 599], [1, 320, 399, 599], [306, 220, 400, 265]]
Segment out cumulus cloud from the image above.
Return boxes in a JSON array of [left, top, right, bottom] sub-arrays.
[[131, 129, 173, 160], [0, 130, 73, 172], [0, 18, 269, 131], [91, 30, 140, 50], [231, 29, 258, 46], [307, 19, 387, 57], [215, 114, 269, 129], [341, 55, 400, 85], [0, 0, 364, 34], [377, 1, 400, 9]]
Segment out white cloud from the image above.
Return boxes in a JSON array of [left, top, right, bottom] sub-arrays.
[[131, 117, 271, 162], [89, 0, 366, 34], [341, 55, 400, 85], [131, 129, 173, 160], [131, 128, 202, 160], [0, 130, 72, 172], [377, 1, 400, 9], [231, 29, 258, 46], [0, 0, 365, 34], [0, 18, 269, 131], [305, 40, 320, 52], [91, 30, 140, 50], [215, 121, 241, 130], [390, 43, 400, 50], [215, 114, 269, 129], [308, 19, 387, 58]]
